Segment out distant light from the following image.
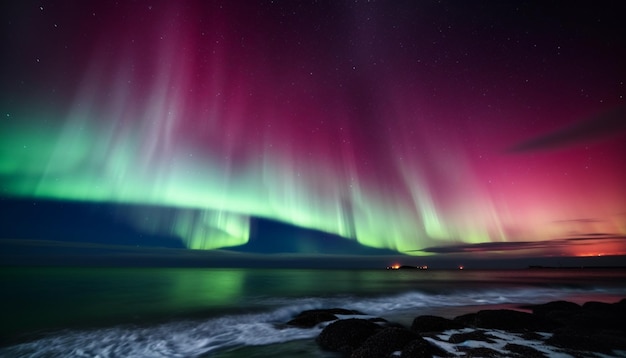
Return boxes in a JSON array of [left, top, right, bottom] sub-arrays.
[[458, 265, 464, 270]]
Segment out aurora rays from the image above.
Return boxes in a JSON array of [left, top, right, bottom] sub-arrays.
[[1, 1, 625, 259]]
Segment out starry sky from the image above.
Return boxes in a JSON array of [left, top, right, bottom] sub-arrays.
[[1, 1, 625, 266]]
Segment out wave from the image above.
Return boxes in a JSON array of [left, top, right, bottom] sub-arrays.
[[259, 285, 618, 316], [2, 286, 621, 357]]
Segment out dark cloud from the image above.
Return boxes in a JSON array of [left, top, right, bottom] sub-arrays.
[[416, 240, 551, 254], [564, 233, 624, 240], [416, 235, 626, 254], [508, 106, 626, 153], [552, 218, 603, 224]]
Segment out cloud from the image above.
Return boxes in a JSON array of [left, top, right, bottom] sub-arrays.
[[415, 234, 626, 254], [551, 218, 603, 224], [508, 106, 626, 153], [416, 240, 553, 254]]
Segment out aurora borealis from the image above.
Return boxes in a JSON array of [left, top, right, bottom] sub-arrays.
[[1, 1, 625, 262]]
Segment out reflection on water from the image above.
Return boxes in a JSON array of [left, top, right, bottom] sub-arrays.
[[1, 267, 625, 342], [169, 268, 246, 309]]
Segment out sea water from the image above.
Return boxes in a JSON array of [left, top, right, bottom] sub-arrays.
[[1, 267, 625, 357]]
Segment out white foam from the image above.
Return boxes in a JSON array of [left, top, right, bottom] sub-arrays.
[[0, 310, 321, 357]]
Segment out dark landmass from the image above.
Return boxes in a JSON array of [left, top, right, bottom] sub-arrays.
[[529, 265, 626, 269], [286, 298, 626, 357], [386, 265, 429, 270]]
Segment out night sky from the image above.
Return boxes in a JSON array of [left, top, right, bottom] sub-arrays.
[[1, 1, 625, 267]]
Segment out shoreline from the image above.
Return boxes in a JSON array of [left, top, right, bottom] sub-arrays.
[[285, 297, 626, 357], [3, 267, 626, 356], [3, 295, 626, 357]]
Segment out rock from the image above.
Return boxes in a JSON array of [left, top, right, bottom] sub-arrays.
[[565, 309, 625, 332], [546, 299, 626, 332], [286, 308, 363, 328], [350, 327, 419, 358], [411, 315, 466, 333], [611, 299, 626, 314], [400, 337, 450, 358], [523, 300, 581, 318], [593, 330, 626, 351], [543, 299, 626, 353], [453, 312, 477, 327], [448, 330, 497, 344], [503, 343, 547, 358], [311, 298, 626, 358], [519, 331, 545, 341], [456, 346, 503, 357], [582, 301, 614, 311], [546, 327, 613, 353], [316, 318, 381, 354], [457, 309, 555, 332]]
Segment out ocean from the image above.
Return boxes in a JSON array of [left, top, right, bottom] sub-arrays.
[[1, 267, 625, 357]]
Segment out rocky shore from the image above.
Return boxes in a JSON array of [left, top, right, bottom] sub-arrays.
[[285, 298, 626, 357]]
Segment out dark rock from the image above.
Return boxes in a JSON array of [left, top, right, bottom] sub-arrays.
[[582, 301, 614, 311], [565, 310, 625, 332], [546, 327, 613, 353], [520, 331, 545, 341], [543, 299, 626, 353], [524, 300, 581, 318], [448, 330, 497, 344], [287, 308, 363, 328], [411, 315, 466, 333], [316, 318, 381, 354], [612, 299, 626, 314], [594, 330, 626, 351], [553, 300, 626, 332], [350, 327, 419, 358], [310, 299, 626, 357], [453, 312, 477, 326], [400, 337, 450, 358], [456, 346, 503, 357], [287, 311, 337, 328], [503, 343, 547, 358], [459, 309, 555, 332], [543, 309, 578, 327]]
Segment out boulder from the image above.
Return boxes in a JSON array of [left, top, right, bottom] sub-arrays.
[[350, 327, 419, 358], [400, 337, 450, 358], [543, 299, 626, 353], [546, 327, 613, 353], [582, 301, 613, 311], [456, 309, 555, 332], [287, 308, 363, 328], [523, 300, 581, 318], [564, 310, 625, 332], [316, 318, 381, 354], [453, 312, 477, 327], [448, 329, 497, 344], [411, 315, 466, 333], [456, 346, 502, 357], [545, 300, 626, 332], [503, 343, 547, 358]]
